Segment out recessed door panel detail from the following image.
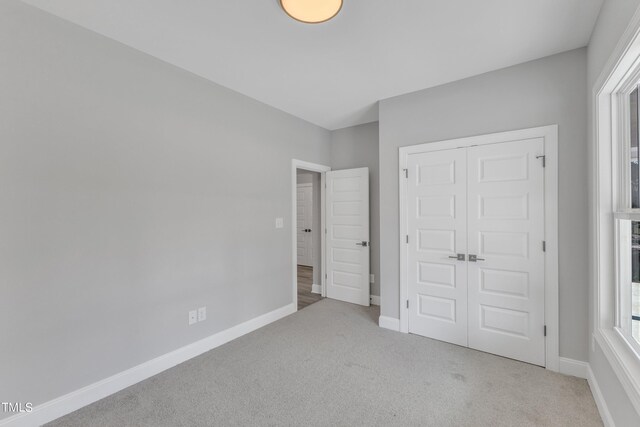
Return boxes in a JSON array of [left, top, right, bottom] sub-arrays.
[[332, 225, 362, 240], [418, 295, 456, 323], [418, 195, 455, 218], [479, 194, 528, 220], [418, 162, 455, 186], [332, 248, 360, 265], [332, 271, 361, 289], [418, 262, 456, 288], [479, 231, 528, 258], [418, 229, 455, 253], [479, 268, 529, 298], [478, 154, 528, 182], [332, 201, 361, 217], [332, 176, 360, 192], [480, 305, 529, 338]]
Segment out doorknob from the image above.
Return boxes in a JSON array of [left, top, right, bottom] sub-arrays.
[[356, 241, 369, 247], [468, 254, 485, 262], [448, 254, 465, 261]]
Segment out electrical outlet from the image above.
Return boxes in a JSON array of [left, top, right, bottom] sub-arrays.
[[370, 274, 375, 284], [275, 217, 284, 229], [188, 310, 197, 325], [198, 306, 207, 322]]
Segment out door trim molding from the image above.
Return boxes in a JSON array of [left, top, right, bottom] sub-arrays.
[[292, 160, 331, 309], [398, 125, 559, 372]]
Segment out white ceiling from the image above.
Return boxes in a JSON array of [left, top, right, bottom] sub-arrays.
[[21, 0, 603, 130]]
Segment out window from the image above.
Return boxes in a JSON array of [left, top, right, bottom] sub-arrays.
[[631, 86, 640, 347], [631, 87, 640, 209], [594, 19, 640, 412], [614, 85, 640, 354]]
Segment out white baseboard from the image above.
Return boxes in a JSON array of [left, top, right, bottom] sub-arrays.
[[378, 315, 399, 331], [0, 303, 296, 427], [311, 284, 321, 294], [370, 295, 380, 306], [587, 364, 615, 427], [558, 357, 589, 379]]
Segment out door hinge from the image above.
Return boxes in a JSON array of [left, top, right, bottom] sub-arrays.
[[325, 228, 327, 234], [403, 168, 408, 178], [325, 273, 327, 279], [406, 300, 409, 309], [405, 235, 409, 244], [544, 325, 547, 337], [542, 241, 546, 252], [536, 155, 546, 167]]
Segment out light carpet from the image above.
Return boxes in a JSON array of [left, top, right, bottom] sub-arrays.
[[47, 299, 601, 426]]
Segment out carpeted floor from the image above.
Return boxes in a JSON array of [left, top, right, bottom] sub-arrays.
[[47, 299, 602, 427]]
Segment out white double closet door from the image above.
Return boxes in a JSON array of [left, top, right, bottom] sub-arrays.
[[407, 138, 546, 366]]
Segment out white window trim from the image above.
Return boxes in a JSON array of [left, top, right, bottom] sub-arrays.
[[592, 6, 640, 414], [397, 124, 559, 372]]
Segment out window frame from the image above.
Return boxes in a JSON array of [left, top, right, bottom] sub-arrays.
[[613, 79, 640, 357], [593, 12, 640, 414]]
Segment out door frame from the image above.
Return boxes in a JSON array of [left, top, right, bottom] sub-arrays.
[[292, 160, 331, 310], [398, 125, 559, 371]]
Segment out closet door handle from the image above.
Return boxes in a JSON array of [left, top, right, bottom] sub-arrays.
[[448, 254, 465, 261], [469, 254, 485, 262]]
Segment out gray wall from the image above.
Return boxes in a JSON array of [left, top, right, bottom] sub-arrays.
[[330, 122, 380, 297], [296, 171, 322, 287], [0, 0, 330, 415], [587, 0, 640, 424], [296, 172, 313, 184], [378, 48, 589, 362]]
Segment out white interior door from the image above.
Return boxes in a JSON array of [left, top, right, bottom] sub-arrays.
[[405, 138, 546, 366], [296, 183, 313, 267], [407, 149, 468, 346], [326, 168, 370, 306], [467, 139, 545, 366]]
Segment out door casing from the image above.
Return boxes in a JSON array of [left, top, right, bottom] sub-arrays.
[[398, 125, 559, 372], [292, 160, 331, 310]]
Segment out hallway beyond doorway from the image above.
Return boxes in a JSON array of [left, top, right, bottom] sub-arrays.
[[297, 265, 322, 310]]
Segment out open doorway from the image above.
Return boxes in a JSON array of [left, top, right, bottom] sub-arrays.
[[291, 160, 372, 311], [292, 160, 330, 311], [296, 169, 323, 310]]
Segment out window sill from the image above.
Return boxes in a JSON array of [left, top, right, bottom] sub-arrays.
[[595, 328, 640, 414]]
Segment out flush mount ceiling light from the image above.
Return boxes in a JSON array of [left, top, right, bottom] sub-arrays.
[[280, 0, 343, 24]]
